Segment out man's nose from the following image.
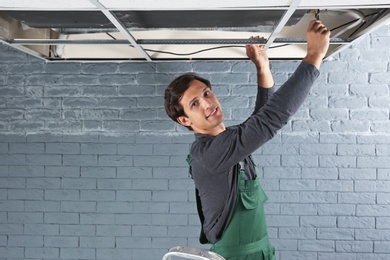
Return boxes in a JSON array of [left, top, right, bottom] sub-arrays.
[[200, 98, 211, 110]]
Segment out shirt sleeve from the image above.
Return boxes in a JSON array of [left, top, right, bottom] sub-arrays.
[[252, 86, 275, 115], [197, 61, 320, 173]]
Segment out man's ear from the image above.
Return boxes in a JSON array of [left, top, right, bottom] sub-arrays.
[[177, 116, 191, 127]]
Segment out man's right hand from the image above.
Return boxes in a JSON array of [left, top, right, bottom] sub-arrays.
[[303, 20, 331, 69]]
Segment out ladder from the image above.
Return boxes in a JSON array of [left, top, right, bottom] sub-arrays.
[[162, 246, 225, 260]]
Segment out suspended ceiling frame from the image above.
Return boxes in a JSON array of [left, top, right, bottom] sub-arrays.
[[0, 0, 390, 62]]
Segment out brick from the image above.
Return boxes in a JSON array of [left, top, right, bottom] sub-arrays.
[[26, 154, 61, 165], [97, 225, 132, 236], [0, 109, 24, 119], [0, 247, 24, 258], [63, 155, 97, 166], [151, 237, 183, 249], [264, 191, 299, 203], [27, 177, 61, 189], [133, 179, 168, 190], [358, 134, 390, 144], [62, 178, 97, 189], [317, 228, 354, 240], [302, 168, 338, 179], [81, 143, 117, 154], [338, 144, 375, 156], [357, 205, 390, 217], [24, 224, 59, 235], [280, 180, 315, 191], [151, 214, 187, 226], [60, 248, 95, 259], [60, 225, 95, 236], [376, 144, 390, 156], [338, 216, 375, 228], [136, 73, 171, 85], [282, 132, 319, 143], [318, 204, 356, 216], [279, 227, 316, 239], [336, 241, 373, 253], [117, 190, 151, 202], [117, 167, 153, 178], [134, 202, 169, 214], [80, 236, 115, 248], [25, 201, 60, 212], [152, 190, 188, 202], [118, 62, 155, 73], [358, 156, 390, 168], [264, 167, 301, 179], [0, 177, 25, 188], [8, 212, 43, 223], [168, 226, 198, 237], [45, 189, 80, 201], [134, 156, 170, 167], [44, 236, 79, 247], [97, 202, 133, 213], [9, 166, 44, 177], [98, 248, 133, 260], [115, 214, 151, 225], [316, 180, 353, 192], [61, 201, 96, 212], [280, 251, 317, 260], [329, 96, 368, 108], [0, 155, 26, 165], [8, 235, 43, 246], [282, 155, 318, 167], [266, 215, 299, 227], [25, 248, 59, 258], [281, 203, 317, 216], [377, 193, 390, 204], [374, 241, 390, 253], [300, 192, 337, 203], [97, 179, 131, 190], [298, 239, 335, 252], [46, 143, 80, 154], [339, 193, 376, 204], [300, 216, 336, 227], [45, 166, 80, 177], [81, 190, 115, 201], [319, 156, 356, 168]]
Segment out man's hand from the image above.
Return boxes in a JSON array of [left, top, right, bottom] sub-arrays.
[[303, 20, 331, 69], [246, 37, 274, 89]]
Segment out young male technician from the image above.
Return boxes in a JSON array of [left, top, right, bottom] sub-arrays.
[[164, 20, 330, 259]]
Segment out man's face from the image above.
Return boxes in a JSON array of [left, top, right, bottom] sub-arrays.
[[178, 80, 225, 135]]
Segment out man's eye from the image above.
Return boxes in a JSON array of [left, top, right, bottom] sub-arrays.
[[192, 101, 198, 107], [204, 91, 210, 97]]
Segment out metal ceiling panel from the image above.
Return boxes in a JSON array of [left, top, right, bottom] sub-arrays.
[[3, 11, 113, 29]]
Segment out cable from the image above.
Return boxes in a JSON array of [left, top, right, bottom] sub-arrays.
[[331, 9, 365, 38], [105, 11, 378, 57]]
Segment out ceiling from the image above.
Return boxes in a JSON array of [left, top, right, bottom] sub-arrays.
[[0, 0, 390, 62]]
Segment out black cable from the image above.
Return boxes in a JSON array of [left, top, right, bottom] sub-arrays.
[[105, 12, 378, 57]]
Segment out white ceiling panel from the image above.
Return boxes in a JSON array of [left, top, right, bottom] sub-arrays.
[[0, 0, 389, 62]]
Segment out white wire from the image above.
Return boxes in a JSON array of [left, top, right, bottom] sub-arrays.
[[332, 9, 365, 38]]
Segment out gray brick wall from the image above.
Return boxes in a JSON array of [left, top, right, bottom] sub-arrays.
[[0, 24, 390, 260]]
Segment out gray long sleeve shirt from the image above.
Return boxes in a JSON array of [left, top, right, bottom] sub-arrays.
[[187, 61, 320, 244]]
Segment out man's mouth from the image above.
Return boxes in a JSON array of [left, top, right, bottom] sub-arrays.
[[206, 107, 217, 119]]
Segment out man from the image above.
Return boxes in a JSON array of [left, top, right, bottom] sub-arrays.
[[164, 20, 330, 259]]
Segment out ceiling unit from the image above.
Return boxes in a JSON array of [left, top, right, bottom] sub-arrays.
[[0, 0, 390, 62]]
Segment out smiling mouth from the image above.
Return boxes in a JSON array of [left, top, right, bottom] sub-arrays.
[[206, 107, 217, 119]]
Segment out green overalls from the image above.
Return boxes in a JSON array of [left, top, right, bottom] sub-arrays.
[[188, 156, 276, 260]]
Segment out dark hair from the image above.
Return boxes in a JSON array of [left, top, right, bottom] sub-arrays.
[[164, 73, 211, 131]]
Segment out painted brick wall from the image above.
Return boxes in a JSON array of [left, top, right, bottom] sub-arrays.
[[0, 25, 390, 260]]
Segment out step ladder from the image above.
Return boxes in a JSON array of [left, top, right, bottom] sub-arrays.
[[162, 246, 225, 260]]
